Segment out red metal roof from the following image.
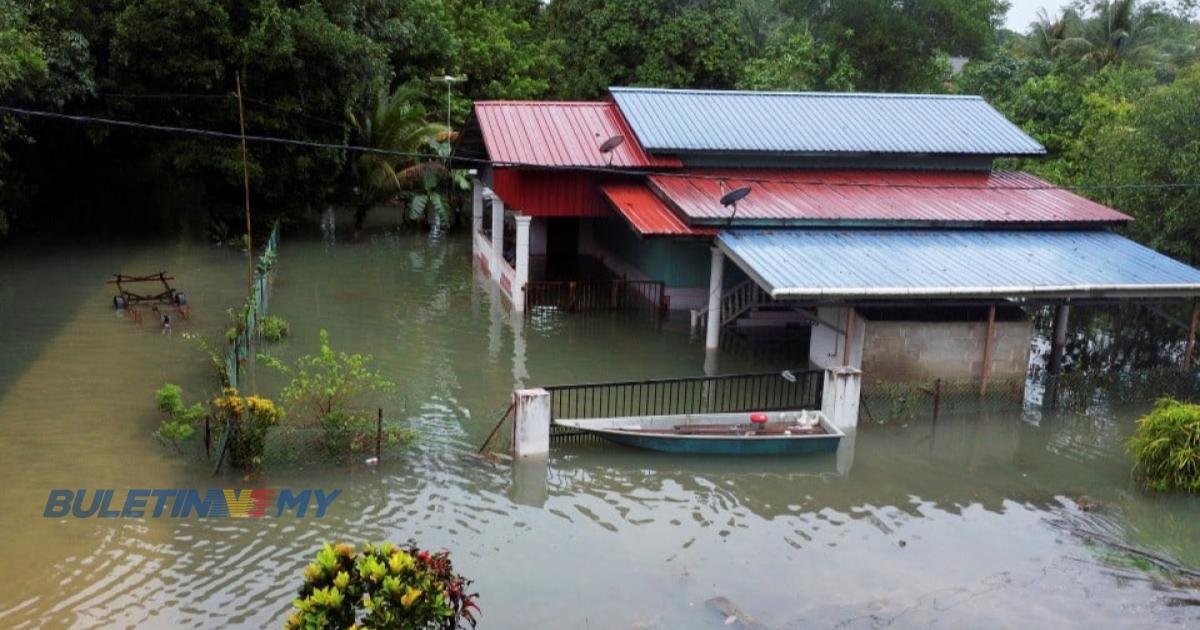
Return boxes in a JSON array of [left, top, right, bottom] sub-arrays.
[[472, 101, 681, 168], [648, 170, 1131, 226], [601, 182, 716, 237]]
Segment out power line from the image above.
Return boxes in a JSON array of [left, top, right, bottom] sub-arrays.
[[4, 104, 1200, 193]]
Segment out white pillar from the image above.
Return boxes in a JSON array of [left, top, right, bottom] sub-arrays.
[[491, 196, 505, 279], [513, 388, 551, 457], [705, 247, 724, 350], [471, 180, 484, 254], [821, 367, 862, 431], [513, 215, 531, 312]]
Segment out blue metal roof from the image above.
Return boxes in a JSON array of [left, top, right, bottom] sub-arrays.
[[609, 87, 1046, 157], [717, 230, 1200, 300]]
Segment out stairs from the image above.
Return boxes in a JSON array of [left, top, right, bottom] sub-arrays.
[[691, 280, 811, 331]]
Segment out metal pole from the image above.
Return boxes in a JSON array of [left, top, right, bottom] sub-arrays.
[[235, 72, 254, 300], [375, 408, 383, 464], [980, 305, 996, 396]]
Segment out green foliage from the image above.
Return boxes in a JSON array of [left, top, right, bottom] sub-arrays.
[[260, 329, 395, 424], [211, 388, 282, 469], [1129, 397, 1200, 492], [153, 383, 205, 448], [738, 26, 859, 91], [260, 314, 290, 342], [285, 542, 478, 630]]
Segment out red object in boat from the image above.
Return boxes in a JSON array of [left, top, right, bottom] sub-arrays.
[[749, 412, 769, 424]]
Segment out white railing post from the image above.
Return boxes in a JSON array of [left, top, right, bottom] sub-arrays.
[[491, 196, 505, 280], [821, 367, 862, 431], [513, 388, 551, 457], [513, 216, 531, 313]]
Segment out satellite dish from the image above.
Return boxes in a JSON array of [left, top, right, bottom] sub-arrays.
[[720, 186, 752, 207], [598, 134, 625, 165], [719, 186, 752, 226], [599, 135, 625, 154]]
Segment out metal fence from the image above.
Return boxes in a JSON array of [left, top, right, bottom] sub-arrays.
[[859, 378, 1027, 422], [1041, 368, 1200, 412], [545, 369, 823, 421], [223, 220, 280, 390], [525, 279, 667, 315]]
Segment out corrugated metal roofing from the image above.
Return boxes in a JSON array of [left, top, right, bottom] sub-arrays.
[[471, 101, 680, 168], [600, 182, 716, 237], [648, 170, 1129, 226], [610, 87, 1046, 156], [717, 230, 1200, 300]]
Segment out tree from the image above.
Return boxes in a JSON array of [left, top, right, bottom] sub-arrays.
[[347, 85, 445, 231], [1077, 0, 1165, 68], [545, 0, 749, 99], [738, 25, 859, 91]]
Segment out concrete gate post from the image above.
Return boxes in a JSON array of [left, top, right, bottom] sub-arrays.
[[513, 388, 551, 457], [821, 367, 862, 431], [471, 179, 483, 254]]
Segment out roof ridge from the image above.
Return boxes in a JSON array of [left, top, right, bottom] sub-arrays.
[[609, 87, 984, 101], [476, 100, 611, 107]]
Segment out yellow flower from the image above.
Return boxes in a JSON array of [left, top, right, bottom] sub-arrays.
[[400, 586, 422, 608]]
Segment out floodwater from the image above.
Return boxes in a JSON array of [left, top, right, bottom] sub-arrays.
[[1, 221, 1199, 629]]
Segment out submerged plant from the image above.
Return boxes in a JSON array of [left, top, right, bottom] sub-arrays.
[[260, 314, 291, 342], [285, 541, 478, 630], [211, 387, 283, 469], [153, 383, 205, 449], [1129, 397, 1200, 493], [259, 329, 395, 423]]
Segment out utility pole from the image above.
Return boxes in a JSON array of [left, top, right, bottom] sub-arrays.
[[235, 71, 254, 299]]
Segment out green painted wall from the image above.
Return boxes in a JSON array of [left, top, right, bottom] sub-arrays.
[[592, 217, 746, 288]]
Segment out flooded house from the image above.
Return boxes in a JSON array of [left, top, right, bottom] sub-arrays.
[[453, 87, 1200, 395]]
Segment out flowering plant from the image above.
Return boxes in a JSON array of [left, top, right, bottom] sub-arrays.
[[286, 542, 478, 630]]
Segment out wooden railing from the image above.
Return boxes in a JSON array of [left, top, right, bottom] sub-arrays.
[[525, 279, 667, 315], [691, 279, 773, 330]]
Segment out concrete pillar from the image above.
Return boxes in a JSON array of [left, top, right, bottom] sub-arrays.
[[1049, 303, 1070, 375], [513, 215, 531, 312], [471, 179, 483, 249], [491, 196, 505, 279], [705, 248, 724, 350], [512, 388, 550, 457], [821, 367, 862, 431]]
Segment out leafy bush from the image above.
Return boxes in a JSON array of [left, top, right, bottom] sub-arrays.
[[260, 329, 395, 425], [260, 314, 291, 342], [319, 411, 417, 460], [1129, 398, 1200, 493], [153, 384, 205, 448], [211, 388, 282, 469], [286, 542, 478, 630]]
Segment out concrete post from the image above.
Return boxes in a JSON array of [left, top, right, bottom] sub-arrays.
[[491, 196, 505, 279], [705, 247, 724, 350], [512, 388, 550, 457], [821, 367, 862, 431], [471, 180, 483, 253], [513, 215, 531, 312]]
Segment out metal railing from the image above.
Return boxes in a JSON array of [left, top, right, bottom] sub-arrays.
[[690, 279, 773, 330], [544, 369, 824, 422], [525, 279, 667, 315]]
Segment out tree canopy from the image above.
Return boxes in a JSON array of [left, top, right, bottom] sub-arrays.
[[0, 0, 1197, 254]]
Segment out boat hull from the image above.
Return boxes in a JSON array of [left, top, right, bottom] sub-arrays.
[[556, 410, 843, 456]]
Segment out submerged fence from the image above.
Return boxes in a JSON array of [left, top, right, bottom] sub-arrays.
[[223, 220, 280, 390], [525, 279, 667, 315], [545, 369, 823, 420]]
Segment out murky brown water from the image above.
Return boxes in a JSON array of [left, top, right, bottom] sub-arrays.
[[2, 222, 1199, 629]]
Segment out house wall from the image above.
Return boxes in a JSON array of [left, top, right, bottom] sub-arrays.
[[860, 317, 1032, 384], [583, 217, 745, 310], [808, 307, 867, 370], [491, 169, 609, 217]]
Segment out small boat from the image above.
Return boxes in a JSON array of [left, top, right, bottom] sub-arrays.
[[554, 410, 843, 455]]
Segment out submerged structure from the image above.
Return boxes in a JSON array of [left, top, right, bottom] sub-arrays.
[[454, 87, 1200, 399]]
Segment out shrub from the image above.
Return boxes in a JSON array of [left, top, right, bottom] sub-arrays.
[[153, 384, 205, 448], [1129, 397, 1200, 493], [320, 411, 417, 460], [260, 315, 291, 342], [259, 329, 395, 424], [212, 388, 282, 469], [285, 542, 478, 630]]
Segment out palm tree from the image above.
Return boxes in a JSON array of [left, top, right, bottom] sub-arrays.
[[1027, 8, 1086, 60], [347, 86, 446, 232], [1079, 0, 1162, 68]]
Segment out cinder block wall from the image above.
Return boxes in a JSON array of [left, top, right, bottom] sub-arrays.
[[860, 316, 1033, 384]]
